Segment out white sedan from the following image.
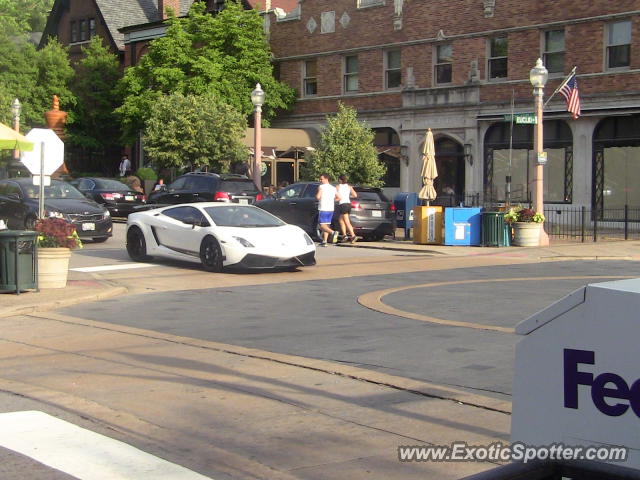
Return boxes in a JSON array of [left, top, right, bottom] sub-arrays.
[[126, 203, 316, 272]]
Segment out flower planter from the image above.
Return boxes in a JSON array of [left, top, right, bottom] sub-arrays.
[[37, 247, 71, 288], [512, 222, 542, 247]]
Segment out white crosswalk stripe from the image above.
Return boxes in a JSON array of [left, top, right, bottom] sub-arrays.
[[0, 411, 212, 480], [70, 263, 158, 273]]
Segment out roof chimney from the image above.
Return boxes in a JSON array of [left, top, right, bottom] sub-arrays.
[[158, 0, 182, 19]]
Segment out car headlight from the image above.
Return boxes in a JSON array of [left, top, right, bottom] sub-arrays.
[[47, 211, 65, 219], [303, 233, 313, 245], [233, 236, 254, 248], [103, 209, 111, 218]]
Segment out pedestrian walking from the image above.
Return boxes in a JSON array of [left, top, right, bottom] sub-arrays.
[[337, 174, 359, 243], [119, 155, 131, 177], [315, 173, 341, 246]]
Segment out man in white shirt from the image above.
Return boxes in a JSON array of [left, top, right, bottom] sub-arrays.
[[119, 155, 131, 177], [315, 173, 341, 246]]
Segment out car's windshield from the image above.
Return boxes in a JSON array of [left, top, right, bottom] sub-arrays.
[[94, 179, 131, 191], [23, 182, 85, 200], [204, 206, 284, 227]]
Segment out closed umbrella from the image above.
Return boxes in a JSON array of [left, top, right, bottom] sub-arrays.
[[0, 123, 33, 151], [418, 128, 437, 205]]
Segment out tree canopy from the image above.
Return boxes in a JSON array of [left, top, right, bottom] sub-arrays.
[[0, 0, 54, 37], [66, 38, 122, 150], [143, 92, 247, 172], [117, 0, 295, 143], [304, 104, 386, 187]]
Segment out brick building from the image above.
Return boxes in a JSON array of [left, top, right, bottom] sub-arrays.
[[267, 0, 640, 211]]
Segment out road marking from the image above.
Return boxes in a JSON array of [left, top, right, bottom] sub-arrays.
[[70, 263, 157, 272], [359, 275, 634, 333], [0, 411, 212, 479]]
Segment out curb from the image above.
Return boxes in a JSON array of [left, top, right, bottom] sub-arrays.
[[36, 311, 512, 415], [0, 284, 127, 319]]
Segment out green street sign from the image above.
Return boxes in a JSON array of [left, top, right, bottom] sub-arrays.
[[504, 113, 537, 124]]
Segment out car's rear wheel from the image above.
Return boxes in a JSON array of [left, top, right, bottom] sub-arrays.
[[126, 226, 152, 261], [200, 236, 223, 272]]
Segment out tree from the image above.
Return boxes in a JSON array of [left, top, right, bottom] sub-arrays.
[[0, 0, 54, 37], [143, 92, 247, 172], [117, 0, 295, 142], [304, 104, 386, 187], [66, 37, 122, 172], [0, 34, 74, 129]]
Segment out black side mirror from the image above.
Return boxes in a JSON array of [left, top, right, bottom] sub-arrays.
[[183, 217, 200, 228]]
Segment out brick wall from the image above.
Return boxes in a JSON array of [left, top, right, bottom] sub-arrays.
[[269, 0, 640, 116]]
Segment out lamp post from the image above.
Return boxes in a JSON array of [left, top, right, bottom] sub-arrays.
[[11, 98, 21, 162], [251, 83, 265, 190], [529, 58, 549, 246]]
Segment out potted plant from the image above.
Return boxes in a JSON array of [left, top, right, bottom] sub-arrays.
[[504, 206, 545, 247], [35, 217, 82, 288]]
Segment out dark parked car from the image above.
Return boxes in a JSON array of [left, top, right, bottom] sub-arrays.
[[147, 172, 263, 205], [69, 177, 146, 217], [0, 178, 112, 242], [255, 182, 395, 241]]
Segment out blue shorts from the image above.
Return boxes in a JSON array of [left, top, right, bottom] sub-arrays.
[[318, 211, 333, 224]]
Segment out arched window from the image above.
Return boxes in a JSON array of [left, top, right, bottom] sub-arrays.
[[373, 127, 400, 188], [593, 115, 640, 212], [484, 120, 573, 204]]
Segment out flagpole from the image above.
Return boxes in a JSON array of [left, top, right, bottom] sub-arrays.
[[543, 66, 576, 108]]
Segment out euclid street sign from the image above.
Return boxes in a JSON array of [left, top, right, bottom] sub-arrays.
[[504, 113, 537, 124]]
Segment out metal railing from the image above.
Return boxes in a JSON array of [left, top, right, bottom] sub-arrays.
[[544, 205, 640, 242]]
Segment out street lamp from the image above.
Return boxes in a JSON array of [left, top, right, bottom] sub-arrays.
[[11, 98, 21, 161], [251, 83, 265, 190], [529, 58, 549, 246]]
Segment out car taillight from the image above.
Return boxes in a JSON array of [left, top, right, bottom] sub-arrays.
[[101, 193, 116, 201], [256, 193, 264, 201], [351, 200, 363, 211], [214, 191, 231, 202], [390, 204, 397, 212], [136, 194, 146, 202]]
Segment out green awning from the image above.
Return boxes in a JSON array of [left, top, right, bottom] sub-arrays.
[[0, 123, 34, 151]]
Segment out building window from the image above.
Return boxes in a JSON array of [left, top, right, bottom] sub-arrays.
[[70, 21, 78, 43], [79, 19, 88, 41], [488, 37, 508, 79], [434, 43, 453, 84], [607, 20, 631, 69], [543, 30, 564, 74], [344, 55, 359, 92], [385, 50, 401, 89], [89, 18, 96, 38], [303, 60, 317, 96]]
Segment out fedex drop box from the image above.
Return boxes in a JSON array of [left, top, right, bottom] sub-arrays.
[[512, 278, 640, 469]]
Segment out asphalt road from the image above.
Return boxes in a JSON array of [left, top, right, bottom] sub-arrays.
[[62, 260, 640, 399]]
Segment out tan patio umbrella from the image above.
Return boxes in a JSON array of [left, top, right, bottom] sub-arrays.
[[418, 128, 437, 205], [0, 123, 33, 151]]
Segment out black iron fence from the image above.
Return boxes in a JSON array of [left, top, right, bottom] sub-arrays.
[[544, 205, 640, 242]]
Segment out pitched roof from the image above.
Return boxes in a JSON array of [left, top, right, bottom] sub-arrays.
[[95, 0, 195, 50]]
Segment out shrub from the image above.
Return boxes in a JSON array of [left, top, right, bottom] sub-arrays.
[[135, 167, 158, 181]]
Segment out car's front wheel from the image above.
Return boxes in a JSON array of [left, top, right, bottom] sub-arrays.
[[200, 236, 223, 272], [126, 226, 152, 262]]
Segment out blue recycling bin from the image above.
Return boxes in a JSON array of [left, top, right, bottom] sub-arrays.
[[393, 192, 418, 239], [444, 207, 482, 246]]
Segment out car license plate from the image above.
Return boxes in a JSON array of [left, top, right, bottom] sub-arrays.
[[239, 198, 249, 205], [82, 223, 96, 231], [125, 195, 134, 201], [371, 210, 382, 217]]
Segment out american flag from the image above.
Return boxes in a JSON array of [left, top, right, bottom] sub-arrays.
[[559, 73, 581, 119]]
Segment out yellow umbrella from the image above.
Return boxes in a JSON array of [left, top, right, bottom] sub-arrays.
[[0, 123, 33, 151], [418, 128, 437, 205]]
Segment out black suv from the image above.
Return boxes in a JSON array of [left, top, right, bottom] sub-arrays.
[[147, 172, 263, 205]]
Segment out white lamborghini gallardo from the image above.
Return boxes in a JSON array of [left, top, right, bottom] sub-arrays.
[[126, 203, 316, 272]]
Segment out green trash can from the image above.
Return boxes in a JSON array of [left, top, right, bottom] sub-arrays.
[[481, 212, 510, 247], [0, 230, 38, 294]]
